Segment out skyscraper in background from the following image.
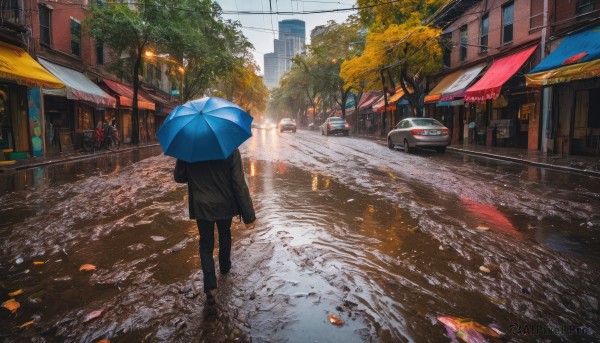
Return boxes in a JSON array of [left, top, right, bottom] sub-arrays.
[[264, 19, 306, 89]]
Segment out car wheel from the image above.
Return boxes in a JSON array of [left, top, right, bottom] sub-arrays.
[[387, 137, 394, 150], [344, 131, 349, 136], [435, 146, 446, 153], [326, 129, 329, 136], [293, 129, 296, 133], [403, 139, 412, 153]]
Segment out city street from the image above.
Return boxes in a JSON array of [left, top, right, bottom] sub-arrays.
[[1, 129, 599, 342]]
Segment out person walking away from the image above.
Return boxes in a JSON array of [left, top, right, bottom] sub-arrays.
[[174, 149, 256, 305]]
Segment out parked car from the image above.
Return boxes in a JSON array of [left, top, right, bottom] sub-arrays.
[[321, 117, 350, 136], [387, 117, 450, 153], [278, 118, 297, 132]]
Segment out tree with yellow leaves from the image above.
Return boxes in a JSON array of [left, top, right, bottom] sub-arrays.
[[342, 0, 445, 122]]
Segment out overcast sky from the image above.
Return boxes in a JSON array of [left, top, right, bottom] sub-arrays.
[[214, 0, 356, 75]]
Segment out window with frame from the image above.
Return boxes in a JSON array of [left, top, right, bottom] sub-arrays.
[[460, 25, 468, 61], [576, 0, 595, 14], [96, 41, 104, 65], [70, 18, 81, 56], [39, 5, 51, 45], [502, 2, 514, 45], [480, 14, 488, 53], [530, 0, 543, 29]]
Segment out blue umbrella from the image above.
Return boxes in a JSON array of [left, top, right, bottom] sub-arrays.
[[157, 97, 253, 162]]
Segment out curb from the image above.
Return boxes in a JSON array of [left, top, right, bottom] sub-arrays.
[[447, 147, 600, 178]]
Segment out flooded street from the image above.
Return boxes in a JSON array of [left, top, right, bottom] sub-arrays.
[[1, 130, 599, 342]]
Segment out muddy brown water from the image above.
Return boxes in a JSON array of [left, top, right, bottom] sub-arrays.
[[1, 131, 599, 342]]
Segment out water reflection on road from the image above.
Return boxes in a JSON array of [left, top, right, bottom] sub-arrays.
[[0, 132, 599, 342]]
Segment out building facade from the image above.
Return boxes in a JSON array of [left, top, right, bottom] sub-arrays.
[[426, 0, 600, 156], [263, 19, 306, 89]]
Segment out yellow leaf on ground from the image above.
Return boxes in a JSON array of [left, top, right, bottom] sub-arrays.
[[16, 320, 34, 329], [476, 226, 490, 231], [2, 299, 20, 313], [328, 314, 344, 326], [79, 264, 97, 271], [8, 289, 23, 297], [479, 265, 491, 273], [33, 261, 45, 265]]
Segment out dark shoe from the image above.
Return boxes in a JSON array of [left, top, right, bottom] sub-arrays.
[[220, 266, 231, 275], [205, 289, 217, 306]]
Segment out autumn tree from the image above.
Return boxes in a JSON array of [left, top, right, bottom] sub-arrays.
[[86, 0, 249, 143], [307, 19, 362, 119], [342, 0, 446, 125], [211, 59, 269, 117]]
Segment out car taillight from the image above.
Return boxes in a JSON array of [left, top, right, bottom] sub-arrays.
[[328, 123, 333, 127], [345, 123, 350, 128], [441, 129, 450, 135], [411, 129, 426, 135]]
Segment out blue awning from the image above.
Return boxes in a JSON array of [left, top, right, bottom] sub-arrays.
[[530, 26, 600, 73]]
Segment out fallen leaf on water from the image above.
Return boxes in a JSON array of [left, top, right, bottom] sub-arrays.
[[96, 340, 110, 343], [151, 236, 166, 241], [479, 266, 491, 273], [328, 314, 344, 326], [2, 299, 20, 313], [79, 264, 97, 271], [33, 261, 45, 265], [8, 289, 23, 297], [83, 308, 108, 323], [476, 226, 490, 231], [16, 320, 34, 329]]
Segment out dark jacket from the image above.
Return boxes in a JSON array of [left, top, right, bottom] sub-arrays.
[[174, 149, 256, 224]]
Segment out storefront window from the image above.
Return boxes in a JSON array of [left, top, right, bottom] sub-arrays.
[[0, 88, 10, 149]]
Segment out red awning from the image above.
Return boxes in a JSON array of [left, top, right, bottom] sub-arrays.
[[102, 79, 155, 110], [140, 88, 178, 114], [358, 92, 384, 111], [464, 46, 537, 102]]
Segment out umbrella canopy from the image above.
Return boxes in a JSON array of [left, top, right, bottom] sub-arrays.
[[157, 97, 253, 162]]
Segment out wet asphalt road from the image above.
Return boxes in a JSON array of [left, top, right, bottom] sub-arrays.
[[0, 129, 599, 342]]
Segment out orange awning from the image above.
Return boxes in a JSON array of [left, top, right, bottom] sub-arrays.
[[424, 70, 464, 103], [102, 79, 155, 110], [373, 87, 409, 112], [465, 46, 537, 102], [0, 42, 64, 89]]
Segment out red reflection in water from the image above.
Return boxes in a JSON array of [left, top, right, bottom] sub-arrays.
[[459, 196, 523, 239], [276, 161, 287, 175]]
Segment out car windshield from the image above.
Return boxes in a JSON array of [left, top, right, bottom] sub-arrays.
[[412, 119, 443, 127], [329, 118, 345, 123], [281, 119, 293, 123]]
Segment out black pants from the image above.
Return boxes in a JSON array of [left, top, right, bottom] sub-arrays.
[[196, 218, 232, 293]]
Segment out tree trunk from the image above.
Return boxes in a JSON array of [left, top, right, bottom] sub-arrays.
[[131, 51, 142, 145]]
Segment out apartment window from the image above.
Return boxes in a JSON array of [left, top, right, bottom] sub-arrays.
[[576, 0, 595, 14], [530, 0, 543, 30], [442, 33, 452, 68], [502, 2, 514, 45], [480, 14, 488, 53], [460, 25, 468, 62], [70, 18, 81, 56], [39, 5, 51, 45], [96, 41, 104, 65]]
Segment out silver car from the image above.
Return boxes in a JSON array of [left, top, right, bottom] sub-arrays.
[[321, 117, 350, 136], [387, 117, 451, 153]]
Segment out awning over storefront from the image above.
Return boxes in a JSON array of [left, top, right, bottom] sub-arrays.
[[424, 69, 465, 103], [373, 87, 409, 112], [102, 79, 155, 110], [358, 92, 383, 112], [465, 45, 537, 102], [140, 88, 177, 115], [0, 42, 63, 89], [526, 26, 600, 87], [439, 64, 486, 102], [39, 58, 116, 108]]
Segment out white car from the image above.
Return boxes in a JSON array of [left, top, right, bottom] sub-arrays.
[[387, 117, 451, 153]]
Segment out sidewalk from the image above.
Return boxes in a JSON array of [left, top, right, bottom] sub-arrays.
[[2, 135, 600, 178], [0, 143, 161, 173], [351, 131, 600, 178]]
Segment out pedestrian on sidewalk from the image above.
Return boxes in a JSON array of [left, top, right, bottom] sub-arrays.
[[174, 149, 256, 306]]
